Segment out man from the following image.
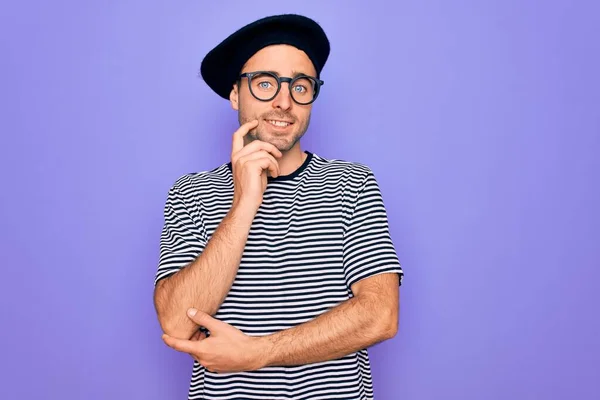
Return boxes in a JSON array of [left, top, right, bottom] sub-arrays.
[[153, 13, 404, 400]]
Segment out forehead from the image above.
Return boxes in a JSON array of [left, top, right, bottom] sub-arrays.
[[241, 44, 317, 76]]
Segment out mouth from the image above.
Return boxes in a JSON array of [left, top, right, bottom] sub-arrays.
[[264, 119, 294, 128]]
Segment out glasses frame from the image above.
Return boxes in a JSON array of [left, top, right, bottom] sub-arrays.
[[238, 71, 324, 105]]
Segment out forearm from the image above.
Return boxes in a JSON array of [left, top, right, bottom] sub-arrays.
[[154, 204, 255, 339], [260, 292, 397, 367]]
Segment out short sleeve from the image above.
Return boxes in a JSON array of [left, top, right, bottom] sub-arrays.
[[343, 171, 404, 289], [154, 179, 208, 286]]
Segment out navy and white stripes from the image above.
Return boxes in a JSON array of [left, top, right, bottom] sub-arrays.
[[156, 151, 403, 400]]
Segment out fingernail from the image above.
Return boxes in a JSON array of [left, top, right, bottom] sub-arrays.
[[188, 308, 197, 317]]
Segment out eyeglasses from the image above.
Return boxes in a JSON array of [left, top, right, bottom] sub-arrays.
[[239, 71, 324, 105]]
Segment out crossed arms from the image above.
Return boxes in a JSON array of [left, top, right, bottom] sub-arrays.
[[153, 172, 401, 372]]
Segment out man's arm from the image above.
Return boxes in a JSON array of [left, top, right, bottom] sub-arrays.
[[258, 272, 400, 367], [153, 203, 255, 340], [153, 120, 282, 340], [257, 170, 403, 367], [160, 168, 403, 373]]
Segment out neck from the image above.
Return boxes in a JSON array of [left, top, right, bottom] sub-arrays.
[[276, 142, 306, 176]]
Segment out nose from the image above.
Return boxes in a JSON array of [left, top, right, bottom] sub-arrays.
[[272, 82, 292, 110]]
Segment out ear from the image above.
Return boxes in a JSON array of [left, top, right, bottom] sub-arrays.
[[230, 83, 239, 111]]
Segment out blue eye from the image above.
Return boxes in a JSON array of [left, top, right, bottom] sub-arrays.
[[293, 85, 307, 93]]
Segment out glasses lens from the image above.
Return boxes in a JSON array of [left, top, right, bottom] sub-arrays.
[[249, 73, 279, 100], [290, 77, 317, 104]]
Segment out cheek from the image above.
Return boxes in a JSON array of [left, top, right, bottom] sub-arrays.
[[238, 101, 260, 121], [296, 108, 311, 124]]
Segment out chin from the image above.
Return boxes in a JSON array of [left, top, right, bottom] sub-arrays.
[[265, 137, 296, 152], [252, 131, 296, 152]]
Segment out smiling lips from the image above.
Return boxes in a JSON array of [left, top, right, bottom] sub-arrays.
[[265, 119, 293, 128]]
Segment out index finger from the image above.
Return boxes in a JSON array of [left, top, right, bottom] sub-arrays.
[[162, 334, 195, 354], [232, 120, 259, 155]]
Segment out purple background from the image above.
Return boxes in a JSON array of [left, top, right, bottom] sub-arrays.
[[1, 1, 598, 399]]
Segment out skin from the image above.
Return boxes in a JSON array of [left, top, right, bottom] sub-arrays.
[[160, 44, 400, 374], [163, 272, 399, 374]]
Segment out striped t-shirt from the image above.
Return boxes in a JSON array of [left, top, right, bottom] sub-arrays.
[[155, 151, 404, 400]]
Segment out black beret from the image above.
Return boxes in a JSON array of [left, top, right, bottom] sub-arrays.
[[200, 14, 331, 100]]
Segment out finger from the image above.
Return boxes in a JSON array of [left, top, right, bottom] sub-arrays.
[[233, 139, 283, 161], [238, 150, 279, 170], [186, 308, 223, 332], [190, 330, 207, 341], [238, 150, 279, 176], [162, 334, 196, 354], [243, 156, 280, 178], [231, 120, 259, 155], [254, 157, 280, 178]]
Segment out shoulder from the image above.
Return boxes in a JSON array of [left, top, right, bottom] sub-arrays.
[[309, 152, 377, 184], [168, 162, 232, 195]]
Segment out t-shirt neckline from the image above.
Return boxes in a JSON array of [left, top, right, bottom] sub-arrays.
[[227, 150, 313, 182]]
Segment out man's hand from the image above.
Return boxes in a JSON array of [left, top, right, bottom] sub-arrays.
[[190, 329, 207, 341], [162, 308, 267, 374], [231, 119, 282, 211]]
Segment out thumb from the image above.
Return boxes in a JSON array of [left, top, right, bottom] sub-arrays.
[[187, 308, 220, 331]]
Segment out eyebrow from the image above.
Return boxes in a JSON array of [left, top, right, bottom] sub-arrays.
[[291, 70, 310, 78], [264, 70, 312, 78]]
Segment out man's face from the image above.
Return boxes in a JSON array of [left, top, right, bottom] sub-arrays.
[[230, 45, 317, 152]]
